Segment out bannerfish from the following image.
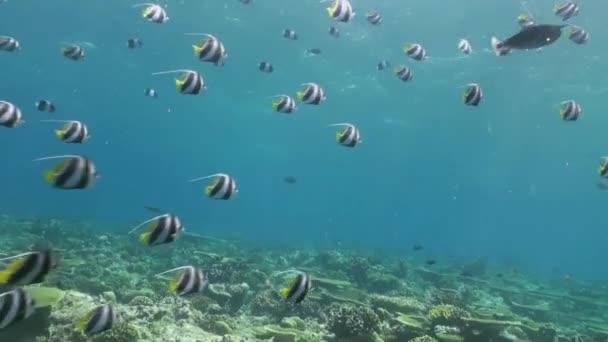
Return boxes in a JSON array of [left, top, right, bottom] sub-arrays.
[[36, 100, 55, 113], [189, 173, 238, 200], [189, 33, 227, 66], [151, 69, 205, 95], [598, 157, 608, 178], [271, 95, 297, 114], [42, 120, 90, 144], [61, 44, 85, 61], [297, 83, 325, 105], [568, 26, 588, 44], [137, 3, 169, 23], [327, 0, 355, 23], [155, 266, 208, 296], [458, 39, 472, 55], [129, 213, 184, 246], [283, 29, 298, 40], [0, 243, 57, 287], [0, 101, 24, 128], [259, 61, 274, 73], [34, 155, 98, 190], [491, 24, 565, 56], [366, 11, 382, 25], [517, 15, 535, 27], [281, 272, 311, 304], [393, 66, 413, 81], [554, 1, 579, 21], [0, 288, 35, 330], [462, 83, 483, 106], [377, 60, 390, 70], [559, 100, 581, 121], [329, 123, 361, 148], [305, 48, 321, 56], [144, 88, 157, 98], [0, 36, 19, 51], [404, 43, 426, 61], [127, 38, 144, 48], [76, 304, 117, 337]]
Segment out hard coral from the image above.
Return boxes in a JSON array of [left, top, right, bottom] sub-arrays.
[[427, 304, 470, 327], [327, 303, 380, 340], [408, 336, 438, 342], [90, 322, 139, 342]]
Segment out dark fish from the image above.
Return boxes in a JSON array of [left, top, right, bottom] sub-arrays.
[[328, 26, 340, 38], [284, 176, 297, 184], [77, 304, 117, 336], [491, 24, 565, 55], [259, 61, 274, 73], [127, 38, 143, 48], [412, 245, 423, 251], [0, 243, 57, 287], [155, 266, 208, 296], [36, 100, 55, 113], [281, 272, 311, 304], [426, 259, 436, 266], [305, 48, 322, 55], [239, 0, 251, 4], [0, 288, 35, 329]]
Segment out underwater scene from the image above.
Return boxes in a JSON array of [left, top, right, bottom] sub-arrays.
[[1, 0, 607, 341]]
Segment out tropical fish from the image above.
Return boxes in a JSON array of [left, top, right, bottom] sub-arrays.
[[462, 83, 483, 106], [136, 3, 169, 23], [326, 0, 355, 23], [34, 155, 98, 190], [0, 36, 19, 51], [155, 266, 208, 296], [144, 88, 157, 98], [559, 100, 581, 121], [271, 95, 297, 114], [517, 14, 535, 27], [129, 213, 184, 246], [377, 60, 390, 71], [283, 29, 298, 40], [127, 38, 144, 48], [259, 61, 274, 73], [404, 43, 426, 61], [151, 69, 205, 95], [554, 1, 579, 21], [187, 33, 227, 66], [491, 24, 565, 56], [568, 26, 588, 44], [0, 243, 56, 287], [281, 272, 311, 304], [0, 101, 24, 127], [61, 44, 85, 61], [0, 288, 35, 330], [598, 157, 608, 178], [35, 100, 55, 113], [393, 66, 413, 81], [328, 26, 340, 38], [330, 123, 362, 148], [42, 120, 89, 144], [366, 11, 382, 25], [458, 39, 472, 55], [296, 83, 325, 105], [189, 173, 238, 200], [76, 304, 117, 336]]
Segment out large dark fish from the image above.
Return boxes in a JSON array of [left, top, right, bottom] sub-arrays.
[[491, 24, 566, 55]]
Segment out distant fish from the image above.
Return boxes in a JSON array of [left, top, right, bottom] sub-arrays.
[[462, 83, 483, 106], [326, 0, 355, 23], [404, 43, 426, 61], [259, 61, 274, 73], [281, 272, 311, 304], [329, 123, 362, 148], [144, 88, 157, 98], [155, 266, 208, 296], [76, 304, 117, 337], [187, 33, 227, 66], [328, 26, 340, 38], [366, 11, 382, 25], [568, 26, 588, 44], [129, 213, 184, 246], [517, 15, 535, 28], [0, 243, 57, 287], [35, 100, 56, 113], [412, 244, 424, 251], [393, 66, 413, 81], [151, 69, 206, 95], [0, 288, 35, 330], [296, 83, 325, 105], [135, 3, 169, 23], [271, 95, 297, 114], [61, 44, 85, 61], [491, 24, 565, 56], [559, 100, 581, 121], [0, 101, 24, 128], [377, 60, 390, 70], [554, 1, 579, 21], [189, 173, 238, 200], [33, 155, 99, 190], [238, 0, 252, 4], [426, 259, 437, 266], [0, 36, 20, 52], [144, 206, 164, 213], [305, 48, 322, 56], [283, 29, 298, 40], [458, 39, 472, 55], [283, 176, 297, 184], [41, 120, 90, 144], [127, 38, 144, 48]]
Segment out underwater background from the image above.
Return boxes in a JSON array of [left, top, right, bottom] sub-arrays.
[[1, 0, 608, 340]]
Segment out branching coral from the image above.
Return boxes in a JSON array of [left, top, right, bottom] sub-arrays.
[[427, 304, 470, 327], [327, 303, 380, 340]]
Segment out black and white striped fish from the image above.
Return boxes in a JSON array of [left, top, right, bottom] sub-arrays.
[[328, 26, 340, 38], [568, 26, 588, 44], [155, 266, 209, 296], [189, 33, 227, 66], [272, 95, 297, 114], [189, 173, 238, 200], [34, 155, 98, 190], [366, 11, 382, 25], [77, 304, 117, 337], [330, 123, 361, 148], [61, 44, 85, 61], [517, 15, 535, 28], [129, 213, 184, 246], [0, 243, 56, 287], [259, 61, 274, 73], [281, 272, 311, 304], [393, 66, 412, 81], [41, 120, 89, 143], [462, 83, 482, 106], [0, 101, 23, 128], [598, 157, 608, 178], [458, 39, 472, 55], [283, 29, 298, 40], [138, 3, 169, 23], [151, 69, 205, 95], [36, 100, 55, 113], [560, 100, 582, 121], [0, 36, 19, 52], [127, 38, 144, 48], [0, 288, 35, 330], [296, 83, 325, 105], [377, 60, 390, 71], [404, 43, 426, 61], [144, 88, 157, 98], [554, 1, 579, 21], [326, 0, 355, 23]]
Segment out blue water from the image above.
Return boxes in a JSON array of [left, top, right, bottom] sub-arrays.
[[1, 0, 607, 280]]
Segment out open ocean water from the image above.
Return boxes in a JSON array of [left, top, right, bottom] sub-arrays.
[[1, 0, 608, 284]]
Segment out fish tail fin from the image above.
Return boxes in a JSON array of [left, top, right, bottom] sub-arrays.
[[490, 36, 508, 56]]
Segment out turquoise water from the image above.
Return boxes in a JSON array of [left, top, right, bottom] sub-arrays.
[[1, 0, 606, 280]]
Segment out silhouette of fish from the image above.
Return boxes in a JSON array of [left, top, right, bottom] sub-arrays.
[[491, 24, 566, 55]]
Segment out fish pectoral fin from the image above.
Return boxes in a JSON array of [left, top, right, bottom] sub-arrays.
[[280, 287, 289, 298], [139, 232, 151, 244]]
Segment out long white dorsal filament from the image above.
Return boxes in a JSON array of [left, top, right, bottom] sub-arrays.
[[184, 33, 211, 36], [128, 214, 167, 234], [40, 120, 76, 123], [151, 69, 191, 76], [328, 123, 353, 128], [132, 3, 155, 8], [0, 252, 37, 262], [188, 174, 222, 182], [270, 269, 301, 278], [32, 155, 79, 162], [184, 232, 230, 243], [267, 94, 290, 99], [154, 266, 192, 278]]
